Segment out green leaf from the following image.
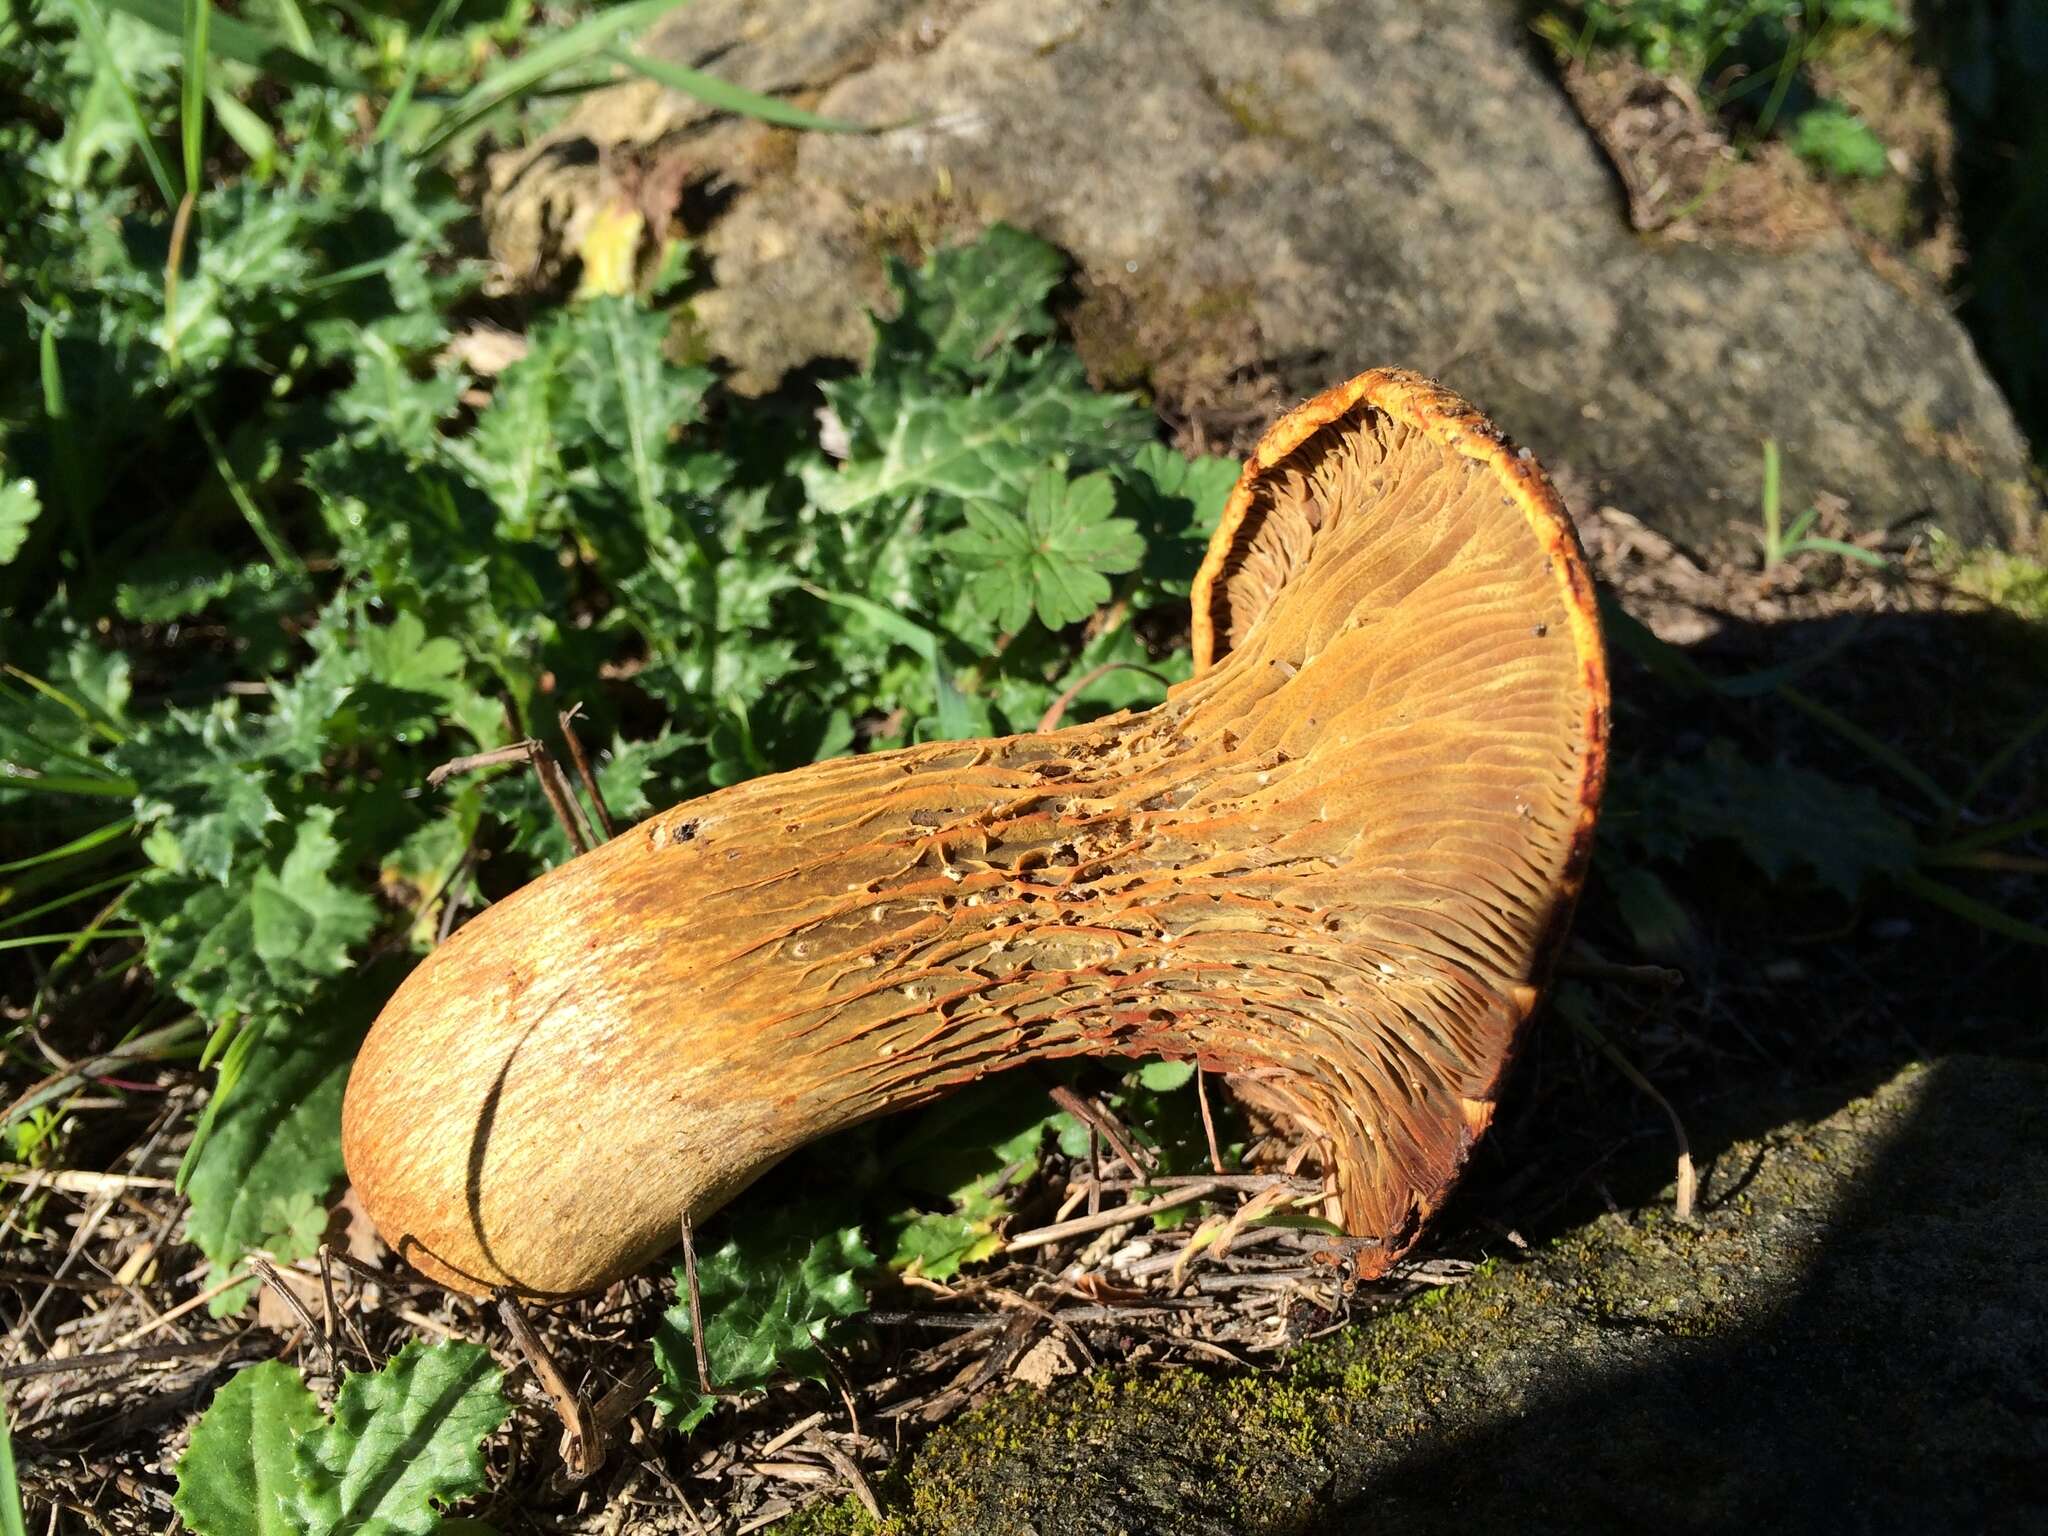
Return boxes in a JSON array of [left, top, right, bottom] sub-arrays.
[[249, 807, 381, 979], [814, 355, 1146, 515], [652, 1209, 874, 1431], [1123, 442, 1239, 593], [0, 479, 40, 566], [1790, 103, 1890, 180], [97, 0, 364, 90], [133, 808, 377, 1029], [294, 1341, 509, 1536], [332, 322, 467, 458], [173, 1361, 323, 1536], [119, 704, 281, 883], [871, 223, 1067, 380], [1136, 1059, 1195, 1092], [946, 468, 1144, 631], [180, 1008, 364, 1312], [1619, 741, 1918, 900]]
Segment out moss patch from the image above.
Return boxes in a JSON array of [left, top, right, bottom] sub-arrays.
[[784, 1056, 2048, 1533]]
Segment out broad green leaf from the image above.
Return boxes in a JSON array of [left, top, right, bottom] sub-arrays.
[[652, 1209, 874, 1431], [1123, 441, 1239, 593], [870, 223, 1065, 379], [1618, 740, 1918, 900], [1789, 103, 1890, 180], [294, 1341, 509, 1536], [881, 1078, 1066, 1279], [119, 704, 281, 883], [180, 1007, 365, 1312], [332, 322, 467, 458], [133, 808, 377, 1028], [813, 356, 1146, 514], [946, 468, 1144, 631], [173, 1361, 322, 1536], [248, 808, 381, 980], [0, 479, 40, 565]]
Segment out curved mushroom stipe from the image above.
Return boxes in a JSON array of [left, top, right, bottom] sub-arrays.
[[342, 370, 1610, 1298]]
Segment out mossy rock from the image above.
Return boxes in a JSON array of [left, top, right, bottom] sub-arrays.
[[788, 1056, 2048, 1533]]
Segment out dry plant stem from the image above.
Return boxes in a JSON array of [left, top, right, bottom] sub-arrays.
[[1197, 1066, 1225, 1174], [1037, 662, 1174, 732], [498, 1294, 599, 1480], [532, 746, 594, 855], [1569, 1011, 1697, 1220], [251, 1257, 329, 1370], [344, 370, 1610, 1297], [679, 1211, 712, 1394], [558, 705, 618, 838], [426, 741, 539, 788], [806, 1432, 881, 1521], [1005, 1182, 1225, 1252], [1049, 1084, 1151, 1177]]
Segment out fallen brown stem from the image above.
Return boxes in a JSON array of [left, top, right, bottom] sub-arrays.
[[1005, 1181, 1222, 1252], [558, 705, 618, 839]]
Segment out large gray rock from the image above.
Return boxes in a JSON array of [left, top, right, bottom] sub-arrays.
[[490, 0, 2040, 554], [790, 1056, 2048, 1533]]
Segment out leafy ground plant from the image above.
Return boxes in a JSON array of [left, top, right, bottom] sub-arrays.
[[172, 1342, 507, 1536], [1538, 0, 1906, 177]]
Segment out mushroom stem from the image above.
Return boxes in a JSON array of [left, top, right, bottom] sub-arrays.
[[342, 371, 1608, 1298]]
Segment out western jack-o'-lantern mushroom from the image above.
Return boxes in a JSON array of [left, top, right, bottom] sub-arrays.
[[341, 369, 1609, 1299]]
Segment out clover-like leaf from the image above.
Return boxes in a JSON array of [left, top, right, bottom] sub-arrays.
[[946, 468, 1144, 632]]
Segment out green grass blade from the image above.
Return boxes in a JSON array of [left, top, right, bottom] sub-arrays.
[[180, 0, 211, 194], [1896, 871, 2048, 949], [65, 0, 179, 205], [1951, 702, 2048, 827], [0, 928, 146, 951], [1760, 438, 1783, 563], [0, 818, 136, 876], [607, 44, 884, 132], [206, 83, 277, 172], [177, 1015, 259, 1194], [2, 663, 126, 743], [1935, 809, 2048, 857], [0, 1393, 25, 1536], [35, 326, 93, 565], [419, 0, 685, 157], [1787, 536, 1886, 568], [0, 871, 143, 933], [0, 771, 138, 798], [1781, 505, 1820, 546], [193, 408, 302, 573], [373, 0, 463, 145], [267, 0, 314, 55], [97, 0, 362, 90]]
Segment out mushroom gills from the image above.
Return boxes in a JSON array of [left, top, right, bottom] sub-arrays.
[[342, 369, 1609, 1298]]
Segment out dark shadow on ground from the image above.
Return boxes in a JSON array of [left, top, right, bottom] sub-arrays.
[[1314, 1055, 2048, 1533]]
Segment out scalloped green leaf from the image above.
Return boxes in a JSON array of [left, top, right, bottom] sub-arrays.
[[293, 1341, 508, 1536], [173, 1361, 322, 1536]]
